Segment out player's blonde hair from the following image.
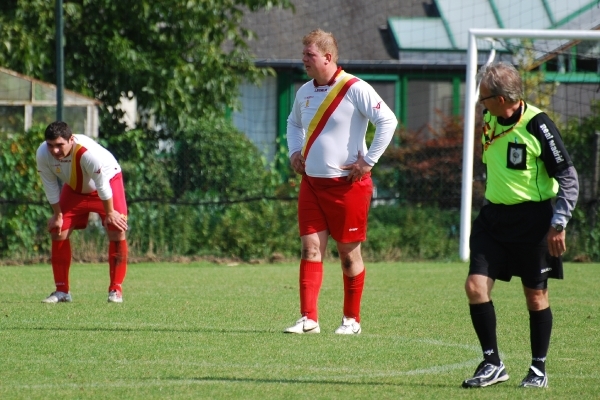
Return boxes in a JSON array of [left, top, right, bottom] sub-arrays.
[[302, 29, 338, 63]]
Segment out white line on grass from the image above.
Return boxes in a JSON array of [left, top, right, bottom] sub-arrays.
[[337, 359, 482, 380], [4, 326, 517, 389]]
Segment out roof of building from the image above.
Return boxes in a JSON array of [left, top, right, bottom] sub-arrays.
[[242, 0, 600, 68], [0, 67, 100, 105], [242, 0, 427, 68]]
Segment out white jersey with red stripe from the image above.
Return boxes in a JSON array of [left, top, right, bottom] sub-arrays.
[[36, 134, 122, 204], [286, 70, 397, 178]]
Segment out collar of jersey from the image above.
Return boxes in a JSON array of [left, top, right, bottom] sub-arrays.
[[313, 66, 344, 87]]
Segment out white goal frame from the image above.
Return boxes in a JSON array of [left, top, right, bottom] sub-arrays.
[[460, 28, 600, 261]]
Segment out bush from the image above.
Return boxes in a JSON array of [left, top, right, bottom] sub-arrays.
[[172, 119, 272, 200], [2, 111, 597, 263], [566, 200, 600, 262], [364, 204, 461, 261], [208, 200, 299, 260], [372, 112, 485, 208], [112, 120, 297, 260], [561, 100, 600, 261], [0, 125, 49, 258]]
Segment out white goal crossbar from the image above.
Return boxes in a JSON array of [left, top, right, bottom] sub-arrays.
[[460, 28, 600, 261]]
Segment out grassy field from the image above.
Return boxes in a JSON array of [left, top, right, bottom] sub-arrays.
[[0, 261, 598, 399]]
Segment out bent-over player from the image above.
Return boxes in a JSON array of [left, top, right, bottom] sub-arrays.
[[36, 121, 129, 304]]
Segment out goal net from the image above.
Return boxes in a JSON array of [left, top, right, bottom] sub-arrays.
[[460, 28, 600, 260]]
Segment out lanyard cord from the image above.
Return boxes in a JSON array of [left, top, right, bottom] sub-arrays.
[[483, 101, 524, 151]]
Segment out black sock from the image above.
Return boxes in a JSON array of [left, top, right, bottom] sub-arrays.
[[470, 301, 501, 366], [530, 307, 552, 374]]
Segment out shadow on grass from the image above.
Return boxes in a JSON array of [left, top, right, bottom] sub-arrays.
[[161, 375, 463, 389]]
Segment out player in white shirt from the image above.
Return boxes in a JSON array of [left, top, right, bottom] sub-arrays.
[[284, 29, 397, 335], [36, 121, 129, 304]]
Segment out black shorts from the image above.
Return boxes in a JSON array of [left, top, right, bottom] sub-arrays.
[[469, 199, 563, 289]]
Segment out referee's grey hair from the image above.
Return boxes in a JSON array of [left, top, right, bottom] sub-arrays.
[[477, 62, 523, 103]]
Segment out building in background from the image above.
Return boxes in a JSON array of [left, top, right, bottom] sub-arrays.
[[0, 67, 99, 137], [234, 0, 600, 164]]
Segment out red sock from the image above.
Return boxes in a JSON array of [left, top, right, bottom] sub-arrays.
[[51, 239, 71, 293], [343, 269, 365, 322], [299, 259, 323, 321], [108, 240, 128, 293]]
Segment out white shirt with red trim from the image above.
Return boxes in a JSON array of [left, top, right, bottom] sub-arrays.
[[286, 70, 397, 178], [36, 134, 122, 204]]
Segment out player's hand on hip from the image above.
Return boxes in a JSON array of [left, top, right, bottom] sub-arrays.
[[341, 152, 372, 182], [290, 151, 306, 174], [47, 214, 63, 234]]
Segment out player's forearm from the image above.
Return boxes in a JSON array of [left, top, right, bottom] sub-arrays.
[[102, 197, 115, 215], [38, 172, 62, 204], [365, 121, 397, 165], [553, 166, 579, 226], [50, 203, 62, 216]]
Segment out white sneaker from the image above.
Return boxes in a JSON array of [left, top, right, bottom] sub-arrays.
[[284, 316, 320, 334], [334, 316, 361, 334], [107, 290, 123, 303], [41, 291, 72, 303]]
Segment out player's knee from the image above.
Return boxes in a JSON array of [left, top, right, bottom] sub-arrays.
[[524, 290, 548, 310], [51, 231, 69, 241], [464, 277, 486, 300], [107, 231, 126, 241], [301, 247, 319, 260], [341, 256, 353, 270]]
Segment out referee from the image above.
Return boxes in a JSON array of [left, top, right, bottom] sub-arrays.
[[461, 62, 579, 389]]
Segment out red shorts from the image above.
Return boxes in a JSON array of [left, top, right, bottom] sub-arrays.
[[59, 173, 128, 231], [298, 173, 373, 243]]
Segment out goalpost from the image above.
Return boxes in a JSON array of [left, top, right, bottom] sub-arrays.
[[460, 28, 600, 261]]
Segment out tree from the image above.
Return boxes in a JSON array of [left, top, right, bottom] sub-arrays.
[[0, 0, 293, 137]]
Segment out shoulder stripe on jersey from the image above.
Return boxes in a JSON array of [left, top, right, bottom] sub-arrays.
[[302, 73, 359, 158], [69, 144, 87, 192]]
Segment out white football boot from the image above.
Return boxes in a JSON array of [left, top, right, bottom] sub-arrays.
[[107, 290, 123, 303], [41, 291, 72, 303], [334, 316, 361, 334], [284, 316, 320, 334]]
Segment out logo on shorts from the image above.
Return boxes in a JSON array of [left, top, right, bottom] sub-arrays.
[[95, 168, 101, 174], [349, 228, 358, 231], [541, 267, 552, 273]]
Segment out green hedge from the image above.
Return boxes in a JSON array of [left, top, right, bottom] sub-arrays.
[[0, 125, 49, 259], [0, 118, 598, 263]]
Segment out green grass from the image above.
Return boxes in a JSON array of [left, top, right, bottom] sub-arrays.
[[1, 261, 598, 399]]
